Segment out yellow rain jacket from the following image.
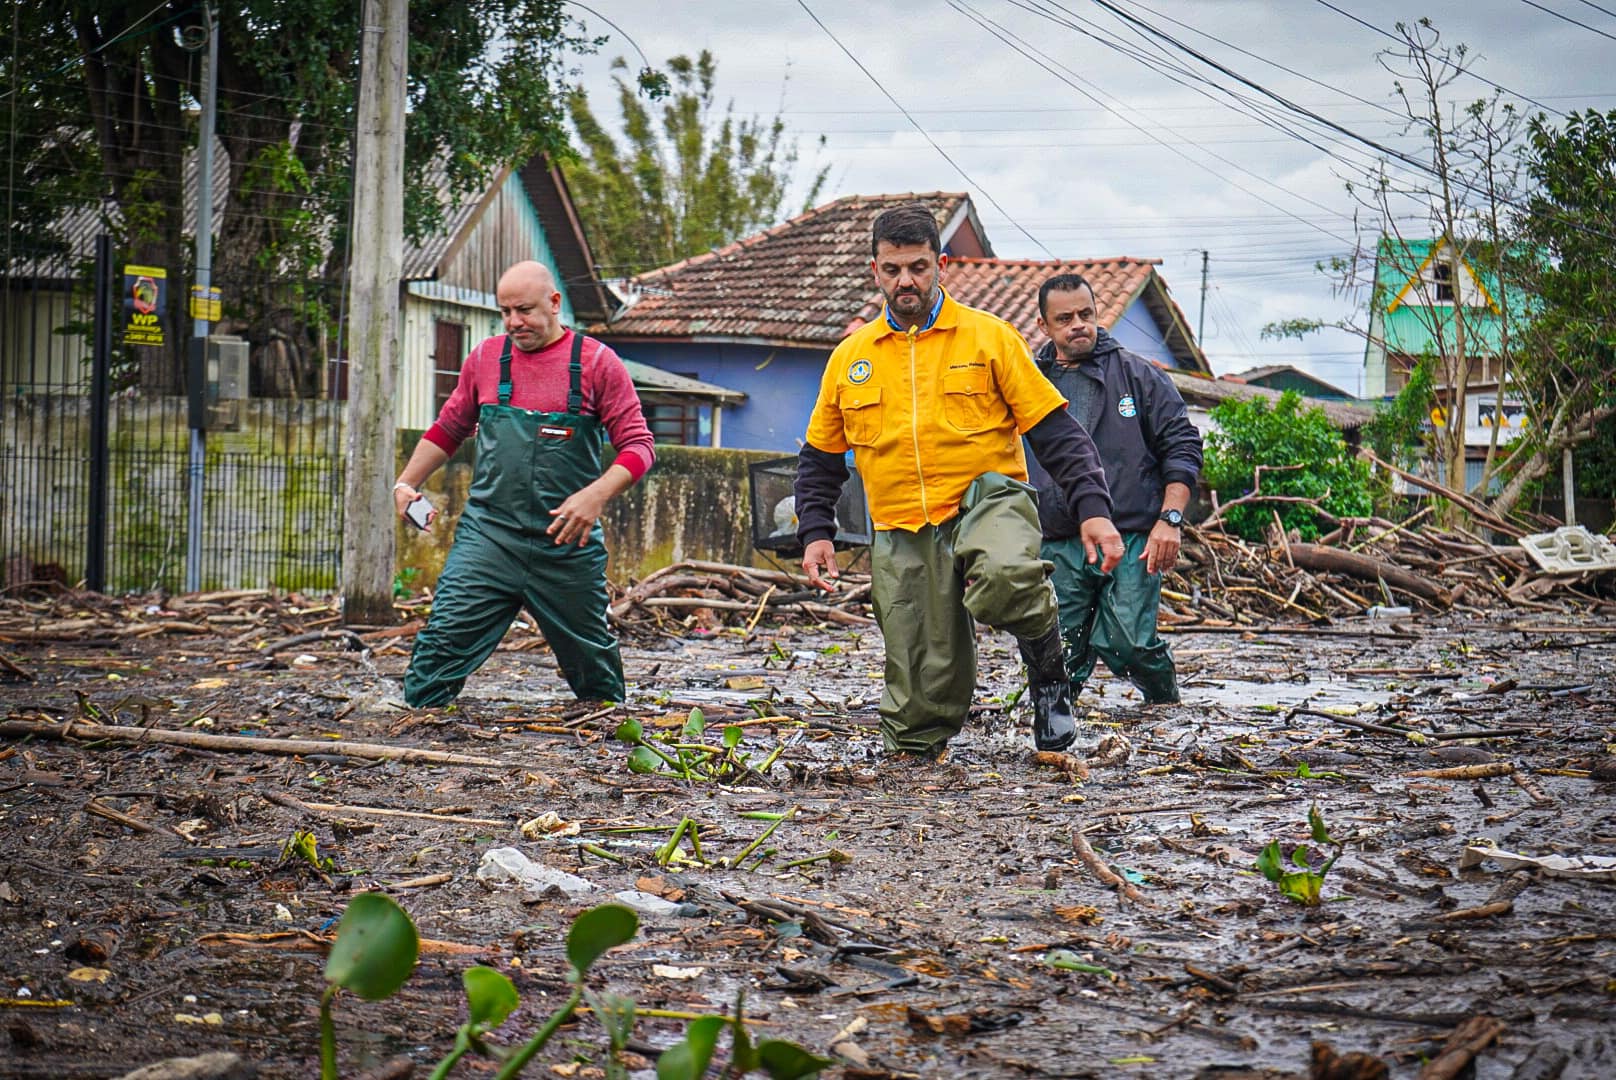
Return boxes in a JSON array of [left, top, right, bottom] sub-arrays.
[[804, 291, 1066, 531]]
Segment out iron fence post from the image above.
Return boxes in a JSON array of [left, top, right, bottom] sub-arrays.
[[86, 233, 112, 592]]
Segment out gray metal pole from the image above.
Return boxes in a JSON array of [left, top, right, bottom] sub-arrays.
[[185, 3, 217, 594], [1198, 249, 1209, 346]]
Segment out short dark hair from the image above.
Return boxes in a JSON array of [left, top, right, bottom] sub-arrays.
[[1038, 273, 1095, 317], [871, 204, 940, 257]]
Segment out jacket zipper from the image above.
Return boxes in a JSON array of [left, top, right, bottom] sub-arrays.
[[907, 326, 930, 522]]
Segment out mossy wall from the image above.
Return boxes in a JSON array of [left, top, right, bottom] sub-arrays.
[[392, 442, 799, 587]]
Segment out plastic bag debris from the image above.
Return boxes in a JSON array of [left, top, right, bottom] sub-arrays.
[[1460, 843, 1616, 882], [475, 846, 597, 897]]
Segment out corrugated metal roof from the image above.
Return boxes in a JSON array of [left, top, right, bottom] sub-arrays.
[[620, 358, 745, 403]]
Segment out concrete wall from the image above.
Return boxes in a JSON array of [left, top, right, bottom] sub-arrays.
[[394, 440, 802, 587]]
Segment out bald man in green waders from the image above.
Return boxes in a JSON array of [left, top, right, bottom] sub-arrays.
[[393, 260, 656, 706]]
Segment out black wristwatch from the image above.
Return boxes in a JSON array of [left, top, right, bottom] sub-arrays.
[[1158, 508, 1184, 528]]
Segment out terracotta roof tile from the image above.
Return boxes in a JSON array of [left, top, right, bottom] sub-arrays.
[[604, 192, 970, 346], [941, 257, 1157, 346]]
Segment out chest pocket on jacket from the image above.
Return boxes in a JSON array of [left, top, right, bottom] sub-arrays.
[[839, 385, 883, 446], [942, 370, 992, 432]]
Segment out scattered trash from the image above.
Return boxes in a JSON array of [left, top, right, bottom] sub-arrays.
[[1518, 525, 1616, 575], [612, 890, 695, 917], [650, 963, 705, 980], [1365, 605, 1412, 618], [1460, 844, 1616, 882], [476, 847, 598, 897], [519, 811, 579, 840]]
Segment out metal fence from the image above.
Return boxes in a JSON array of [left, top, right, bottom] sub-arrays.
[[2, 238, 347, 594]]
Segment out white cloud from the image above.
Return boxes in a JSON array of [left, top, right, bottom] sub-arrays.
[[565, 0, 1616, 394]]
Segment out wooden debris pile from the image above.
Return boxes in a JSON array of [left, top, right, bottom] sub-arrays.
[[609, 559, 873, 635], [1163, 514, 1615, 627]]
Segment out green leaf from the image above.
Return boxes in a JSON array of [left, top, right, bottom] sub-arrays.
[[627, 746, 663, 774], [683, 707, 705, 740], [756, 1039, 833, 1079], [1290, 845, 1313, 869], [656, 1015, 724, 1080], [324, 892, 419, 1001], [1308, 803, 1338, 846], [722, 725, 744, 749], [1255, 842, 1285, 884], [463, 966, 519, 1030], [614, 718, 644, 744], [566, 904, 638, 977]]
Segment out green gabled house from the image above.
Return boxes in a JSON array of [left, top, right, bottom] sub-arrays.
[[1364, 235, 1539, 490], [1363, 235, 1517, 400]]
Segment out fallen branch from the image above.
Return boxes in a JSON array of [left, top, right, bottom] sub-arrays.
[[1072, 830, 1152, 906], [0, 718, 511, 768], [1286, 544, 1453, 606], [1417, 1015, 1505, 1080], [1403, 762, 1515, 780]]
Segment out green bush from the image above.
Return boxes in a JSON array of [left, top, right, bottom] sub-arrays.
[[1202, 391, 1373, 541]]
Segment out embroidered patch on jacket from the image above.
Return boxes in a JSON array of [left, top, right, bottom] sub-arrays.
[[848, 358, 873, 384], [1117, 395, 1138, 419]]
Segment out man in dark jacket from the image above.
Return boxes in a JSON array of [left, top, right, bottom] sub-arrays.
[[1025, 274, 1203, 744]]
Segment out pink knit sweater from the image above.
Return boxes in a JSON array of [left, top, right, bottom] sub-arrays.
[[423, 331, 656, 481]]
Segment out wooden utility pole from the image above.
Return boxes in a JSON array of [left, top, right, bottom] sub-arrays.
[[342, 0, 406, 625]]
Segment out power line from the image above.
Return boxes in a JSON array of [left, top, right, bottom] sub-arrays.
[[794, 0, 1053, 257], [948, 0, 1357, 246], [1575, 0, 1616, 18], [1311, 0, 1565, 116], [1520, 0, 1616, 42]]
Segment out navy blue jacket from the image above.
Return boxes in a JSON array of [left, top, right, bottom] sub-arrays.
[[1025, 329, 1203, 537]]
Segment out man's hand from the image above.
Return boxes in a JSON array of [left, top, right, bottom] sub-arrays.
[[1142, 520, 1181, 575], [547, 482, 611, 546], [801, 538, 840, 592], [393, 482, 435, 533], [1079, 516, 1125, 574]]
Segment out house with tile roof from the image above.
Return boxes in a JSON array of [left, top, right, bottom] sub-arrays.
[[597, 192, 1209, 452], [1224, 364, 1356, 401]]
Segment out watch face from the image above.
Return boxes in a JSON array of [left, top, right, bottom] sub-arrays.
[[1162, 510, 1183, 526]]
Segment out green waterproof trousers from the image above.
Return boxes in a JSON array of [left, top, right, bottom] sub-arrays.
[[1043, 529, 1179, 704], [871, 472, 1058, 755], [404, 335, 625, 707]]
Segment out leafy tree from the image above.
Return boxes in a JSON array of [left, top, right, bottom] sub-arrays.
[[1488, 109, 1616, 517], [3, 1, 591, 394], [563, 50, 827, 277], [1202, 391, 1374, 542], [1260, 19, 1526, 515]]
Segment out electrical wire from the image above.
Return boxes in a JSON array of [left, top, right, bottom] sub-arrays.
[[948, 0, 1358, 245], [1311, 0, 1565, 117], [1520, 0, 1616, 42], [794, 0, 1053, 257]]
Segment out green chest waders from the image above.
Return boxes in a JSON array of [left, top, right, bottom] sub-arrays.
[[403, 333, 626, 707]]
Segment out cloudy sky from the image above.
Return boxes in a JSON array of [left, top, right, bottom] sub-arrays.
[[563, 1, 1614, 396]]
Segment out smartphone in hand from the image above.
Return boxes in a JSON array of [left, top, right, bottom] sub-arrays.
[[404, 494, 434, 531]]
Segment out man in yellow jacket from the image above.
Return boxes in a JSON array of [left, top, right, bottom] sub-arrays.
[[796, 204, 1124, 759]]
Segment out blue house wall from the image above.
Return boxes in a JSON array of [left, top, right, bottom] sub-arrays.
[[602, 339, 828, 453], [1107, 297, 1181, 369], [608, 296, 1184, 453]]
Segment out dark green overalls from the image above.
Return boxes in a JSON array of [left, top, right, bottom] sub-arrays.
[[403, 333, 625, 707]]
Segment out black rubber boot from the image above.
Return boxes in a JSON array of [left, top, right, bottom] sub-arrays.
[[1019, 626, 1079, 752]]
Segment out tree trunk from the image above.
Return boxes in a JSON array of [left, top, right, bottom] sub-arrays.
[[1287, 544, 1453, 607]]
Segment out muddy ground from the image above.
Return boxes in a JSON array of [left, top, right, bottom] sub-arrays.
[[2, 598, 1614, 1079]]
